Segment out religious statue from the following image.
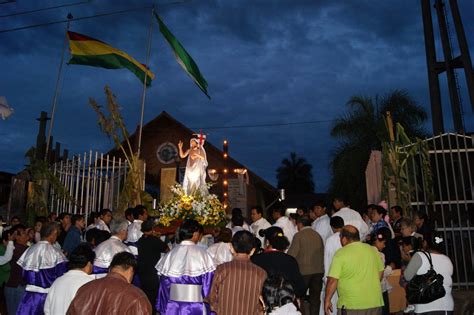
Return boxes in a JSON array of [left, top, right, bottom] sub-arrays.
[[178, 134, 208, 196]]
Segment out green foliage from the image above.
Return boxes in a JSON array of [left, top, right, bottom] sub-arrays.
[[24, 148, 74, 226], [381, 121, 433, 217], [276, 152, 314, 193], [329, 90, 428, 210], [89, 86, 152, 210]]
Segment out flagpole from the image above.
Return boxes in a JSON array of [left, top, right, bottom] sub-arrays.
[[45, 13, 73, 161], [137, 6, 154, 158]]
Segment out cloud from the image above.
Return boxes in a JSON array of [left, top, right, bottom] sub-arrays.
[[1, 0, 474, 193]]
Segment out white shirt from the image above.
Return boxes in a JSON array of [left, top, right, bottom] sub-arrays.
[[413, 253, 454, 313], [273, 216, 297, 244], [207, 242, 233, 265], [324, 232, 342, 278], [95, 219, 110, 233], [268, 302, 301, 315], [230, 226, 244, 235], [311, 214, 333, 244], [320, 231, 341, 315], [250, 217, 272, 246], [44, 270, 94, 315], [0, 241, 14, 265], [332, 207, 369, 240], [126, 220, 143, 255], [225, 221, 250, 231]]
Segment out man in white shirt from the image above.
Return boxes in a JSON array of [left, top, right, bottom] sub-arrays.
[[125, 205, 148, 255], [95, 209, 112, 233], [272, 208, 297, 244], [225, 208, 250, 231], [310, 201, 333, 244], [44, 244, 95, 315], [320, 216, 344, 315], [332, 196, 368, 240], [249, 206, 271, 247]]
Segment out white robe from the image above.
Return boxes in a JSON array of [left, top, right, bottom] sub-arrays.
[[206, 242, 233, 265], [95, 219, 110, 233], [332, 207, 369, 240], [273, 216, 297, 244], [94, 236, 132, 269], [311, 214, 333, 244], [125, 219, 143, 255], [250, 217, 272, 246], [320, 232, 342, 315], [44, 270, 94, 315], [183, 146, 208, 196]]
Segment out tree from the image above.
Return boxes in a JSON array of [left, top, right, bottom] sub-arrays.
[[276, 152, 314, 194], [329, 90, 427, 210], [89, 86, 152, 210]]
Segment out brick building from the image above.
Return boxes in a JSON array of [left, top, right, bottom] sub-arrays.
[[117, 111, 276, 216]]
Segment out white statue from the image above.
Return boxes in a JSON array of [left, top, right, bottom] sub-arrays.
[[178, 134, 208, 196]]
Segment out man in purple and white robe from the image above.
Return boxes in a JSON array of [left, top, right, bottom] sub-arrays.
[[16, 222, 67, 315], [93, 218, 132, 277], [156, 219, 216, 315]]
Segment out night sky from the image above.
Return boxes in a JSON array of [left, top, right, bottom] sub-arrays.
[[1, 0, 474, 192]]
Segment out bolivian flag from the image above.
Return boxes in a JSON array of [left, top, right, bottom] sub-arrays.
[[67, 31, 155, 86]]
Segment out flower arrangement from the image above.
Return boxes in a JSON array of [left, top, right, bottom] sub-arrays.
[[156, 183, 226, 227]]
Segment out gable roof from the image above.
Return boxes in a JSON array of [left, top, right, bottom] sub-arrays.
[[120, 111, 276, 193]]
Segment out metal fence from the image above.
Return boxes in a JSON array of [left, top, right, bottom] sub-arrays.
[[48, 151, 139, 218], [407, 133, 474, 288]]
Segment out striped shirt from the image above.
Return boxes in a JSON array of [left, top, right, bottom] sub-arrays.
[[209, 256, 267, 315]]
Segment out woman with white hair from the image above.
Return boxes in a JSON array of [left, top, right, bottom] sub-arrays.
[[178, 134, 208, 196]]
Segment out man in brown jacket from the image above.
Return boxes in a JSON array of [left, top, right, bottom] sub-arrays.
[[67, 252, 152, 315], [288, 216, 324, 315]]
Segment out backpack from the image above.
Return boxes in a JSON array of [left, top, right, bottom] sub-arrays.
[[406, 251, 446, 304]]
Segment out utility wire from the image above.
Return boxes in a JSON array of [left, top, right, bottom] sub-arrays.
[[0, 1, 190, 34], [0, 6, 150, 34], [0, 0, 90, 18], [191, 119, 334, 130]]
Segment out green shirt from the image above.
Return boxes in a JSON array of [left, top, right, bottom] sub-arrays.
[[0, 244, 11, 285], [328, 241, 384, 310]]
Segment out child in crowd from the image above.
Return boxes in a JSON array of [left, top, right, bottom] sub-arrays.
[[262, 274, 301, 315]]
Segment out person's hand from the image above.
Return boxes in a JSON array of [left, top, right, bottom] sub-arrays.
[[324, 300, 333, 315], [7, 230, 16, 242], [178, 141, 183, 149]]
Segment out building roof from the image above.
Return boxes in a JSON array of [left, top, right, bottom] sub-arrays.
[[114, 111, 276, 193]]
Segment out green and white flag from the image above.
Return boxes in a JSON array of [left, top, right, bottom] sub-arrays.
[[155, 12, 210, 99]]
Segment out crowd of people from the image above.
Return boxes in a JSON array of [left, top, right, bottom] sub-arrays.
[[0, 196, 454, 315]]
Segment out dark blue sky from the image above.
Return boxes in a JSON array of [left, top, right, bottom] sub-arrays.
[[1, 0, 474, 192]]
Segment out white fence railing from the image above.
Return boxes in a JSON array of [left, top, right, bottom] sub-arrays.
[[49, 151, 134, 217]]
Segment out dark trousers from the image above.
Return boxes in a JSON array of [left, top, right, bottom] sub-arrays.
[[302, 273, 323, 315], [337, 307, 382, 315], [382, 291, 390, 315], [0, 284, 8, 315]]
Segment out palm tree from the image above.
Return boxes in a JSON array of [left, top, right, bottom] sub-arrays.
[[329, 90, 427, 210], [276, 152, 315, 194]]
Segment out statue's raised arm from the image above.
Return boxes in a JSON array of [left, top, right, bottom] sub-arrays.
[[178, 140, 190, 159]]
